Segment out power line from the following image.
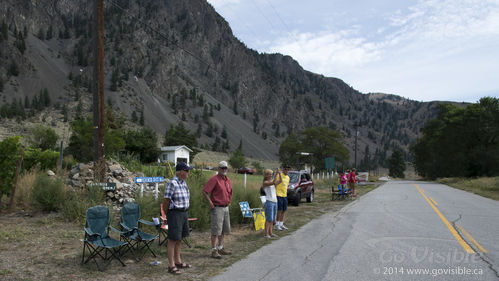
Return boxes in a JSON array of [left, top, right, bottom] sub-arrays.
[[250, 0, 276, 29], [265, 0, 291, 33], [223, 4, 259, 39]]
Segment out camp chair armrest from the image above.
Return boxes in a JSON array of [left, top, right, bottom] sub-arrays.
[[84, 227, 101, 237], [250, 208, 263, 212], [109, 225, 125, 235], [139, 219, 155, 226], [120, 222, 135, 231]]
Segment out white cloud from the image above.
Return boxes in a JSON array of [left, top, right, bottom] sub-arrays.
[[267, 0, 499, 101], [210, 0, 499, 101], [269, 31, 384, 75]]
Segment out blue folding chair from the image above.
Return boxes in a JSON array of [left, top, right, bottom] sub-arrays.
[[82, 205, 128, 271], [239, 201, 262, 229], [119, 203, 158, 261]]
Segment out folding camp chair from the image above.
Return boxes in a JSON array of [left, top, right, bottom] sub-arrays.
[[119, 203, 158, 261], [239, 201, 263, 229], [82, 205, 128, 271], [331, 185, 352, 200], [157, 203, 197, 247]]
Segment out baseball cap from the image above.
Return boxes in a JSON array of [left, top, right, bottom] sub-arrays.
[[175, 162, 193, 171], [218, 161, 228, 168]]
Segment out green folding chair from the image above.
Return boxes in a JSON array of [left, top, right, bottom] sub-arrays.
[[82, 205, 128, 271], [119, 202, 158, 261]]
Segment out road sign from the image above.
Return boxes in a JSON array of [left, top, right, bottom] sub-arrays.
[[135, 177, 165, 183], [89, 182, 117, 191], [325, 157, 335, 169]]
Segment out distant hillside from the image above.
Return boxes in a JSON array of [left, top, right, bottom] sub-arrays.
[[0, 0, 456, 169]]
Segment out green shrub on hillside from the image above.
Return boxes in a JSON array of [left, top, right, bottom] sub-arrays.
[[23, 148, 59, 171], [31, 174, 65, 211], [61, 185, 105, 224], [0, 136, 22, 201]]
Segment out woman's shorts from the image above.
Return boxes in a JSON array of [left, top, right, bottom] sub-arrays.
[[264, 201, 277, 222]]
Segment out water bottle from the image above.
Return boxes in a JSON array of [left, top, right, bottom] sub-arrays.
[[150, 261, 162, 266]]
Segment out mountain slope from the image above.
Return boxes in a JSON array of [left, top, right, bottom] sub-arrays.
[[0, 0, 447, 166]]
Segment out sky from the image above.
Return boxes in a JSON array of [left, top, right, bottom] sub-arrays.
[[207, 0, 499, 103]]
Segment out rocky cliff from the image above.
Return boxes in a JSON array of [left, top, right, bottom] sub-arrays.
[[0, 0, 447, 166]]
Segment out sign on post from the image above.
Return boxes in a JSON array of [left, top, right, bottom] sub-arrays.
[[89, 182, 117, 191], [135, 177, 166, 199], [325, 157, 335, 170], [135, 177, 165, 183]]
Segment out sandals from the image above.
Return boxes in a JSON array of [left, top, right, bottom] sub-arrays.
[[168, 266, 182, 275], [175, 262, 192, 269]]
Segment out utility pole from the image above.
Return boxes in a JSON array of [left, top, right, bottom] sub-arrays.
[[93, 0, 105, 182]]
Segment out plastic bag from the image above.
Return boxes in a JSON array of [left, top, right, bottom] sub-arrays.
[[253, 211, 266, 231]]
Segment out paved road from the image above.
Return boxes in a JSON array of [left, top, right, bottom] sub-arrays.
[[211, 181, 499, 281]]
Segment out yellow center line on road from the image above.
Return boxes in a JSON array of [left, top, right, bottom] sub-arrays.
[[413, 184, 475, 254], [455, 223, 488, 253], [429, 197, 438, 206]]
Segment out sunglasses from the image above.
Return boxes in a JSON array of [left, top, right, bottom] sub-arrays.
[[220, 167, 228, 170]]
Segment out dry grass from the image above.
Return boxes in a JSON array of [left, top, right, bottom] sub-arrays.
[[437, 177, 499, 201], [0, 181, 378, 280], [8, 168, 39, 211]]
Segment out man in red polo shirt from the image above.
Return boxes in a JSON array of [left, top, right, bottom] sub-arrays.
[[202, 161, 233, 259]]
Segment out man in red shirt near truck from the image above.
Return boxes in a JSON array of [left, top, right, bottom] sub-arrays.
[[202, 161, 233, 259]]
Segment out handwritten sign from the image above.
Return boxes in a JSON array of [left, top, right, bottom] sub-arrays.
[[135, 177, 165, 183], [89, 182, 117, 191]]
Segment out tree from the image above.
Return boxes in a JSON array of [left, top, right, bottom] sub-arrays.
[[8, 60, 19, 76], [411, 98, 499, 178], [279, 127, 349, 171], [65, 117, 95, 162], [229, 148, 247, 169], [278, 133, 301, 168], [300, 127, 349, 170], [0, 76, 3, 92], [29, 125, 58, 150], [205, 122, 213, 137], [124, 128, 159, 163], [110, 68, 119, 91], [388, 150, 406, 178], [139, 110, 144, 126], [65, 112, 125, 162], [203, 104, 209, 121], [221, 126, 227, 139], [37, 27, 45, 40], [233, 101, 238, 115], [15, 31, 26, 54], [212, 136, 221, 151], [163, 123, 199, 159], [131, 111, 138, 123], [46, 25, 53, 40], [0, 18, 8, 41], [0, 136, 22, 202], [62, 104, 68, 122]]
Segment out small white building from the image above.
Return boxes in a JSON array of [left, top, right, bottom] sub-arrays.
[[160, 145, 192, 165]]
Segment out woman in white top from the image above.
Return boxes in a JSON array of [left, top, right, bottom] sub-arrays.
[[262, 168, 282, 238]]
